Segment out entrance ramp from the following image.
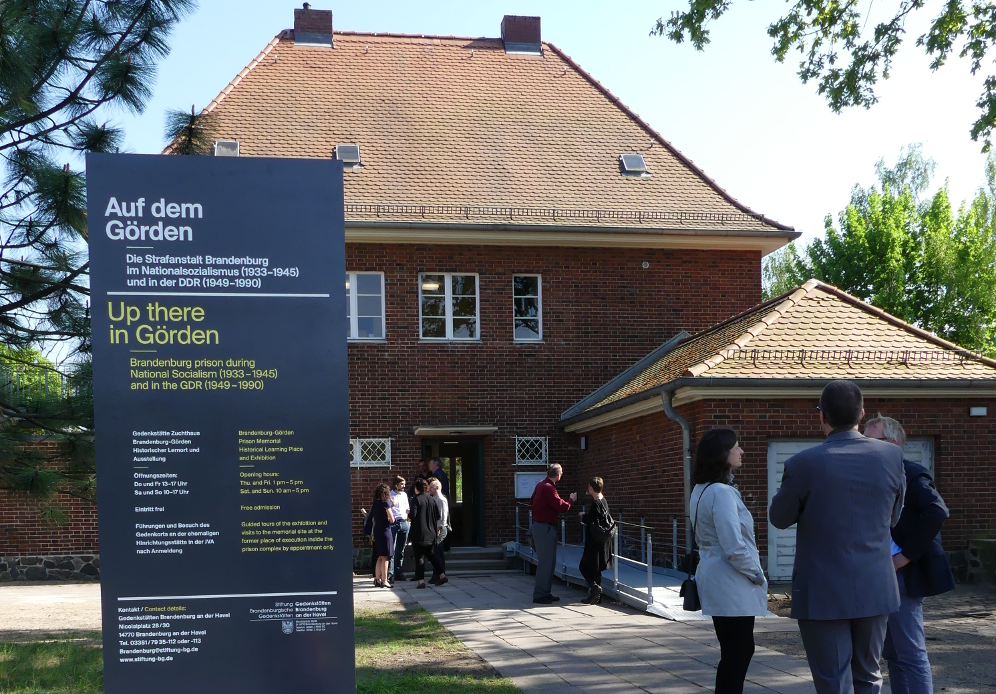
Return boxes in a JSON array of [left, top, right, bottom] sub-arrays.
[[514, 542, 781, 622]]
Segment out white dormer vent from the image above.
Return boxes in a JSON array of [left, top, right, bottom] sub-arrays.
[[335, 143, 361, 167], [213, 140, 240, 157], [619, 153, 650, 176]]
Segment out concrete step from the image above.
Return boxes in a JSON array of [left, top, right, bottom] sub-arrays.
[[445, 546, 505, 560], [444, 558, 509, 572]]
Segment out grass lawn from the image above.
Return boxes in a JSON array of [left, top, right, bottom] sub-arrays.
[[0, 636, 103, 694], [0, 607, 518, 694]]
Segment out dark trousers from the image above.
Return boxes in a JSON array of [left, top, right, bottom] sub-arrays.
[[413, 543, 442, 582], [712, 616, 756, 694], [430, 527, 447, 579], [578, 552, 602, 589]]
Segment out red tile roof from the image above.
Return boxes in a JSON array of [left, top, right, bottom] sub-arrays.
[[564, 279, 996, 419], [194, 29, 794, 235]]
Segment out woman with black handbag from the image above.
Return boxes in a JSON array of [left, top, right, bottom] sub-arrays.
[[690, 429, 768, 694], [578, 476, 614, 605]]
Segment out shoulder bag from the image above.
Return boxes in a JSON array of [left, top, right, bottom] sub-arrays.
[[679, 482, 715, 611], [588, 500, 616, 545]]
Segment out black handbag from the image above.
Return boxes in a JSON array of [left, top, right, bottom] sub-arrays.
[[680, 482, 714, 611], [588, 501, 616, 545]]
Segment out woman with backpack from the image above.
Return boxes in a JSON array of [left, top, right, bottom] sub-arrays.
[[578, 476, 613, 605]]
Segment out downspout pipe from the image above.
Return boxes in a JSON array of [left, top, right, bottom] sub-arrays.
[[661, 391, 692, 556]]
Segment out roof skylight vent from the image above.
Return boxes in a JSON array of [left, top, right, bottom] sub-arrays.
[[213, 140, 239, 157], [619, 153, 650, 177], [334, 144, 362, 168]]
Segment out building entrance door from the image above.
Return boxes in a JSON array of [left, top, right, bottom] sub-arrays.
[[422, 439, 485, 547]]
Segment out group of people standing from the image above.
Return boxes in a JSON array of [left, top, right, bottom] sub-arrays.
[[530, 380, 955, 694], [529, 463, 615, 605], [365, 457, 452, 590]]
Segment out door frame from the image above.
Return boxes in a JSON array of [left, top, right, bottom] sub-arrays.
[[421, 438, 486, 547]]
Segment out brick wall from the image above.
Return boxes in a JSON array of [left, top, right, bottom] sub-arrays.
[[0, 439, 99, 555], [8, 243, 762, 555], [346, 243, 761, 545], [577, 396, 996, 560]]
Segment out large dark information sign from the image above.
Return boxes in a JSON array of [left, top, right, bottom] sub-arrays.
[[87, 153, 353, 693]]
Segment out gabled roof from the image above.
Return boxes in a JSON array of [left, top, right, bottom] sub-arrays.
[[194, 28, 795, 240], [562, 279, 996, 426]]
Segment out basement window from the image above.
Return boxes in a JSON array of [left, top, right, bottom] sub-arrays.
[[515, 437, 548, 465], [350, 438, 391, 467], [335, 144, 362, 167], [619, 153, 650, 177]]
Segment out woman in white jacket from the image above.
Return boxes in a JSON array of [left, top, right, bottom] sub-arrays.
[[690, 429, 768, 694]]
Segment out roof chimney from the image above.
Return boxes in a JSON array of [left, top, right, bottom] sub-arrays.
[[294, 3, 333, 46], [501, 15, 541, 54]]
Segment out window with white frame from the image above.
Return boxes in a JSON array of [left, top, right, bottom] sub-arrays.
[[345, 273, 385, 340], [513, 275, 542, 341], [349, 438, 391, 467], [419, 273, 479, 340], [515, 436, 548, 465]]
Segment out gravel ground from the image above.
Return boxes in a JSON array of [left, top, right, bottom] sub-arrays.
[[756, 583, 996, 694], [0, 582, 101, 641]]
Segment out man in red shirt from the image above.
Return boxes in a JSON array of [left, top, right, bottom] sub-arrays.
[[530, 463, 577, 603]]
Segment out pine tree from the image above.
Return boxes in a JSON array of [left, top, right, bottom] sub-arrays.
[[0, 0, 195, 502]]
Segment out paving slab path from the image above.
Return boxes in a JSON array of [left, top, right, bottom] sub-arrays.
[[390, 572, 826, 694]]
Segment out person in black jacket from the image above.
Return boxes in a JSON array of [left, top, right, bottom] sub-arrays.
[[408, 478, 443, 589], [865, 415, 955, 694], [578, 476, 612, 605]]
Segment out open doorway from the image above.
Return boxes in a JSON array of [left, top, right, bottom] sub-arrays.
[[422, 439, 485, 547]]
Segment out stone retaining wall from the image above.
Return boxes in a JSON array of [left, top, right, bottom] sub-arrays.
[[0, 554, 100, 581]]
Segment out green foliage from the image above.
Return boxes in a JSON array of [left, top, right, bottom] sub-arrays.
[[164, 105, 215, 155], [652, 1, 996, 150], [0, 0, 194, 502], [762, 146, 996, 355], [0, 636, 103, 694], [762, 242, 805, 300]]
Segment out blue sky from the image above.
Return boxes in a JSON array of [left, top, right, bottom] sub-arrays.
[[114, 0, 991, 244]]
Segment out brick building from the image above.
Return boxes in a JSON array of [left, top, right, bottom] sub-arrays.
[[190, 7, 798, 548], [559, 280, 996, 576], [4, 7, 800, 569]]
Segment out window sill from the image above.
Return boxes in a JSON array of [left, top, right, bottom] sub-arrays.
[[418, 339, 481, 344], [347, 338, 387, 343], [513, 340, 544, 344]]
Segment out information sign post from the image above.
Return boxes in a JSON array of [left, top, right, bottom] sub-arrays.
[[87, 153, 353, 693]]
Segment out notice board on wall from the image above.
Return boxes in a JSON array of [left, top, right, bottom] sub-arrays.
[[87, 153, 353, 693]]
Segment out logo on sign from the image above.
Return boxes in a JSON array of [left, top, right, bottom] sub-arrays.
[[281, 620, 294, 635]]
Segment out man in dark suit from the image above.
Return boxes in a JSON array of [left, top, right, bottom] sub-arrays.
[[770, 380, 906, 694], [864, 415, 955, 694]]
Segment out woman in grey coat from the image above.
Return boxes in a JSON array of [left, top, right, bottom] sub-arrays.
[[690, 429, 768, 694]]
